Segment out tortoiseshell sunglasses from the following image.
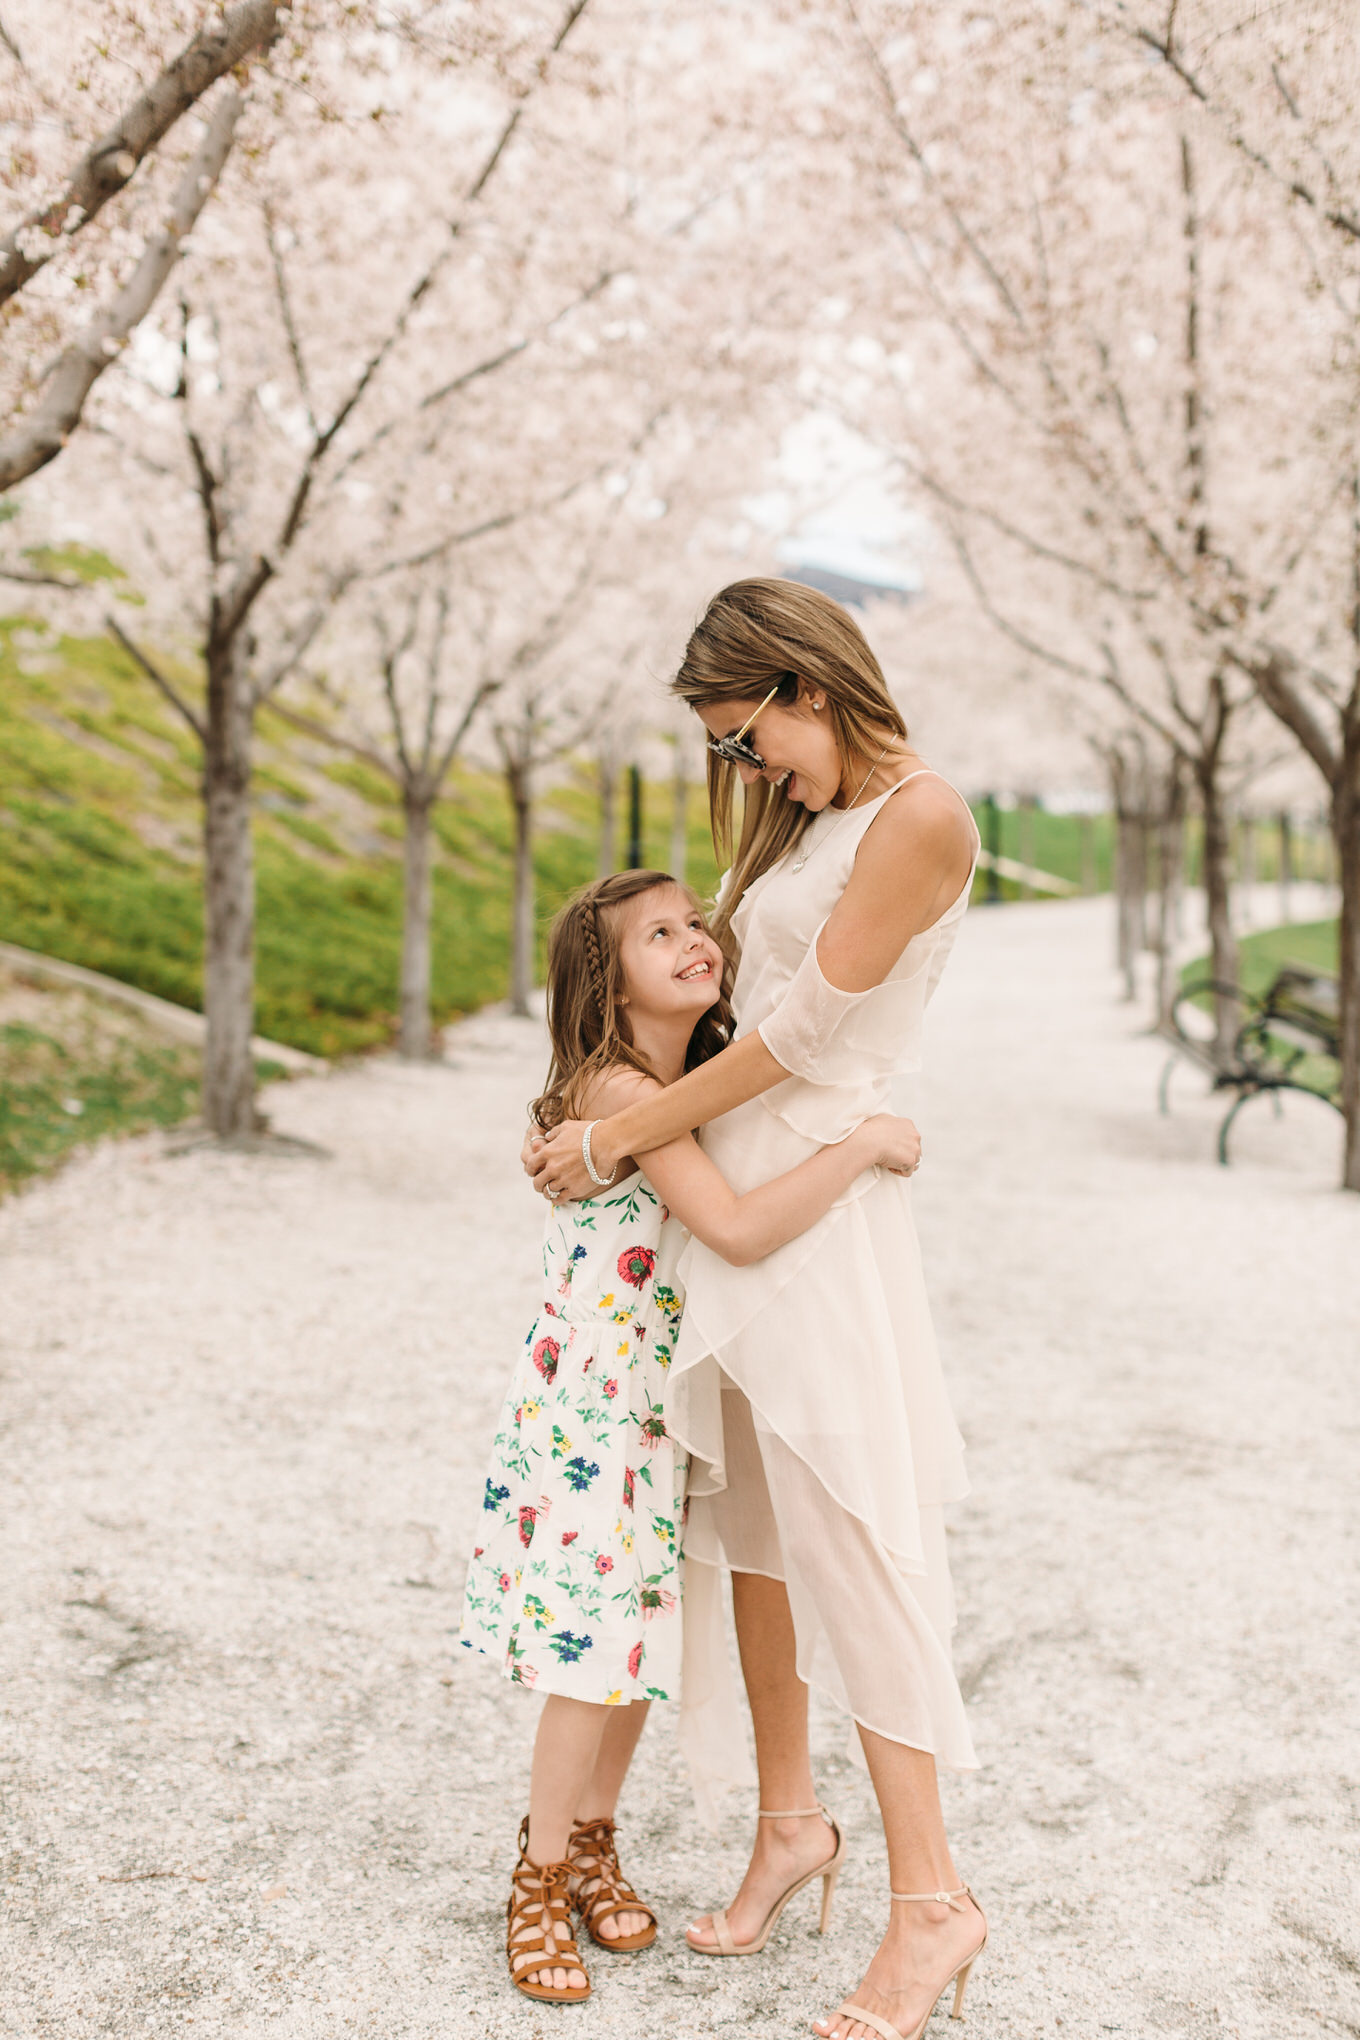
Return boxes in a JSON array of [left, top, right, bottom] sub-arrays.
[[704, 679, 787, 770]]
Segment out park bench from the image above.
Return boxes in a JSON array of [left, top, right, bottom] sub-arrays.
[[1158, 965, 1342, 1164]]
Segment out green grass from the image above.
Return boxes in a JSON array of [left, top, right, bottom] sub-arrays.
[[0, 1017, 201, 1192], [0, 619, 722, 1057], [1182, 918, 1339, 996], [969, 804, 1113, 898]]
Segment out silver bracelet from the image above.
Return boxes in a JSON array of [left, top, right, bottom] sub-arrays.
[[581, 1120, 617, 1188]]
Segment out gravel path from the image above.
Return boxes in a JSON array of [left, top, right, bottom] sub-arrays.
[[1, 899, 1356, 2040]]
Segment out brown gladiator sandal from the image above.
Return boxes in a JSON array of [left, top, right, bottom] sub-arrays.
[[506, 1819, 591, 2003], [567, 1815, 658, 1952]]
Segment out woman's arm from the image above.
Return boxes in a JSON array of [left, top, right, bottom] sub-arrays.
[[525, 1029, 787, 1200], [525, 778, 973, 1200], [574, 1069, 920, 1266]]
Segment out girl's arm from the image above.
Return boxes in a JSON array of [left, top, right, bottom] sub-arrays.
[[645, 1117, 918, 1266], [526, 778, 973, 1200], [591, 1073, 920, 1268]]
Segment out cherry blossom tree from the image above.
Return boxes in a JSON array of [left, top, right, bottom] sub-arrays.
[[28, 0, 620, 1136], [0, 3, 311, 489], [266, 574, 500, 1060], [799, 2, 1359, 1170]]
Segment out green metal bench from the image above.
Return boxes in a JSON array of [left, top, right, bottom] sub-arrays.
[[1159, 966, 1341, 1164]]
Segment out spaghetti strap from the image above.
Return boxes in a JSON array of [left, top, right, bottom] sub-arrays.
[[871, 770, 982, 867]]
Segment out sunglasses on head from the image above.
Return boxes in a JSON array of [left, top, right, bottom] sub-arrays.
[[705, 676, 795, 770]]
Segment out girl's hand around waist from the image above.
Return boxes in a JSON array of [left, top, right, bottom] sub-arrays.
[[857, 1113, 922, 1177]]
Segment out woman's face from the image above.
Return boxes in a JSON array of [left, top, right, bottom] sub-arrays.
[[696, 686, 847, 811]]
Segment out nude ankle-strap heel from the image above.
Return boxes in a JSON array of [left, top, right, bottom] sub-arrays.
[[690, 1803, 845, 1957], [831, 1884, 987, 2039]]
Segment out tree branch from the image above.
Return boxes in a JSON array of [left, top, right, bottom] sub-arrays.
[[1228, 642, 1341, 782], [1106, 3, 1360, 244], [253, 593, 346, 702], [264, 203, 316, 433], [0, 0, 282, 307], [258, 696, 400, 783], [434, 677, 500, 783], [0, 562, 83, 591], [103, 611, 206, 743], [0, 89, 243, 493]]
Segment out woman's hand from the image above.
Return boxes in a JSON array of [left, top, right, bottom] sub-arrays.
[[857, 1113, 922, 1177], [523, 1118, 600, 1204]]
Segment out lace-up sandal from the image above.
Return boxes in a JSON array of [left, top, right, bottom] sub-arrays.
[[831, 1885, 987, 2038], [506, 1820, 591, 2003], [566, 1815, 658, 1951], [691, 1803, 845, 1957]]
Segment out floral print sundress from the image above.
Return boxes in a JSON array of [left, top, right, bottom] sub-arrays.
[[459, 1170, 688, 1703]]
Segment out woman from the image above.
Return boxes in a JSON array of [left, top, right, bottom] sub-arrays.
[[526, 579, 987, 2040]]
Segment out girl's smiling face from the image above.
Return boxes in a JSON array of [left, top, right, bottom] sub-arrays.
[[613, 883, 723, 1024]]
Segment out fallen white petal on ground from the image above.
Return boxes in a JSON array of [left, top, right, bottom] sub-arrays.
[[0, 899, 1356, 2040]]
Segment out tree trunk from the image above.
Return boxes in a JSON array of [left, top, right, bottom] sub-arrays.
[[1278, 810, 1293, 923], [1110, 756, 1147, 1001], [1079, 812, 1097, 896], [1334, 736, 1360, 1191], [400, 789, 435, 1059], [201, 637, 258, 1138], [597, 761, 617, 879], [507, 759, 534, 1018], [669, 744, 688, 884], [1195, 751, 1238, 1056], [1153, 757, 1188, 1030]]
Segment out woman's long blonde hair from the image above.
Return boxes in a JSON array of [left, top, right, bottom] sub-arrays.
[[530, 869, 735, 1131], [670, 578, 907, 938]]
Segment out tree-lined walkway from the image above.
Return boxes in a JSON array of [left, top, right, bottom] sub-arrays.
[[1, 900, 1356, 2038]]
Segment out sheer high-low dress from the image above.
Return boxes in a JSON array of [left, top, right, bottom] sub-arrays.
[[668, 771, 980, 1816]]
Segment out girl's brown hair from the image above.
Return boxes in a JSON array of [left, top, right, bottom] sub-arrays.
[[530, 869, 734, 1131], [671, 577, 908, 939]]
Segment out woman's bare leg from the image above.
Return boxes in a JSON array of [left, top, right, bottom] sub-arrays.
[[686, 1571, 838, 1949], [812, 1728, 985, 2040], [573, 1700, 652, 1940]]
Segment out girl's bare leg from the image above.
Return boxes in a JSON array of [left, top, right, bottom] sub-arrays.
[[812, 1728, 985, 2040], [574, 1700, 652, 1940], [686, 1571, 838, 1950], [522, 1694, 611, 1992]]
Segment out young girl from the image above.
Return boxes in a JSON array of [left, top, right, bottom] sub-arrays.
[[459, 868, 922, 2006]]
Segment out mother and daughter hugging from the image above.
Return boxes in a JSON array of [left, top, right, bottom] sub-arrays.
[[458, 578, 987, 2040]]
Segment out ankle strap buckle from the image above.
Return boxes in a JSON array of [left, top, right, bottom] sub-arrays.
[[890, 1884, 970, 1909]]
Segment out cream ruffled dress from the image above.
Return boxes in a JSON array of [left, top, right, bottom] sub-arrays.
[[667, 772, 981, 1817]]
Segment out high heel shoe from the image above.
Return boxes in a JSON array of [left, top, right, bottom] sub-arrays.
[[829, 1884, 987, 2039], [687, 1803, 845, 1957]]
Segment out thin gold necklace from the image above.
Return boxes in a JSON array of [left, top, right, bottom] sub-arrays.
[[788, 747, 888, 874]]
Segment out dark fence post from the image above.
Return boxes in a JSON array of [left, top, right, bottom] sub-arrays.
[[626, 764, 643, 870], [982, 791, 1002, 903], [1278, 809, 1292, 923]]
